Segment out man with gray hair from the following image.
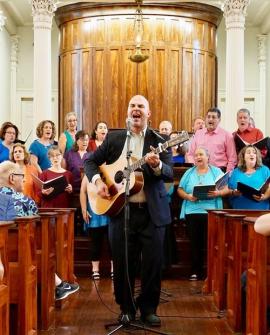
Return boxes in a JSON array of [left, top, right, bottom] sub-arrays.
[[233, 108, 264, 154]]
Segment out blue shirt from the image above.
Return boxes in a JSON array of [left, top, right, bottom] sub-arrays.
[[0, 193, 17, 220], [29, 140, 53, 171], [0, 142, 10, 163], [179, 165, 223, 219], [0, 187, 38, 217], [228, 165, 270, 209]]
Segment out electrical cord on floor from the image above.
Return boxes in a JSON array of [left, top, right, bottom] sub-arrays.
[[92, 276, 119, 316]]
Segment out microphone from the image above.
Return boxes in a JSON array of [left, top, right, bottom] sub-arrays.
[[126, 117, 133, 131]]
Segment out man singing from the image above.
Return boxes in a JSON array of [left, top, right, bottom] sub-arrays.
[[84, 95, 173, 327]]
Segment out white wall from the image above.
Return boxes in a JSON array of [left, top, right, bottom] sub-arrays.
[[17, 23, 59, 90], [15, 23, 60, 143], [0, 27, 11, 124], [217, 19, 262, 131]]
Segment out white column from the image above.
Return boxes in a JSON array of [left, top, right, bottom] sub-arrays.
[[10, 35, 19, 124], [257, 34, 267, 134], [223, 0, 250, 131], [0, 10, 6, 31], [31, 0, 57, 126]]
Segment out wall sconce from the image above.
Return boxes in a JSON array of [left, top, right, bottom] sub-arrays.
[[129, 0, 149, 63]]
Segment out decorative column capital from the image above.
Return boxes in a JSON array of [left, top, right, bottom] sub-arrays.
[[0, 10, 7, 31], [10, 35, 20, 69], [223, 0, 250, 29], [257, 34, 267, 63], [30, 0, 57, 29]]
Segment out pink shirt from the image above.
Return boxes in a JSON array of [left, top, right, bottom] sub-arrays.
[[186, 126, 237, 172]]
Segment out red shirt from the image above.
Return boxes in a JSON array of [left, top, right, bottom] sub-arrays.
[[234, 127, 263, 143]]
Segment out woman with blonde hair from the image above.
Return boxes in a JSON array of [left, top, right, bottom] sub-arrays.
[[58, 112, 77, 154], [38, 146, 73, 208], [10, 143, 40, 204]]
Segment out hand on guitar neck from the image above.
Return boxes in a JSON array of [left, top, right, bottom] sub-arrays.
[[145, 146, 160, 168], [95, 178, 111, 199]]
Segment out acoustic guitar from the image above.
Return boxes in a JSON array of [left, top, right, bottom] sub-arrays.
[[87, 131, 189, 216]]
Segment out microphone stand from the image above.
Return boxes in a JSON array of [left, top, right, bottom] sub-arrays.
[[105, 124, 171, 335]]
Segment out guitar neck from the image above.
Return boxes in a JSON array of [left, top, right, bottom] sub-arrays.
[[130, 142, 168, 172]]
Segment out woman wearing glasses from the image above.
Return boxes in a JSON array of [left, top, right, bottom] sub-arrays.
[[58, 112, 78, 154], [10, 143, 40, 204], [0, 122, 19, 163], [38, 146, 73, 208]]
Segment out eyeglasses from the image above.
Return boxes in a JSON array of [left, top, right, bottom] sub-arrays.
[[5, 131, 16, 135], [49, 153, 62, 158], [11, 173, 25, 178]]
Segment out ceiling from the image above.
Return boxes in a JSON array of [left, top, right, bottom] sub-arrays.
[[1, 0, 270, 33]]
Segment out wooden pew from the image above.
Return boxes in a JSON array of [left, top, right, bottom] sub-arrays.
[[0, 221, 13, 335], [211, 211, 228, 311], [38, 208, 76, 284], [224, 213, 247, 332], [244, 216, 269, 335], [203, 210, 227, 297], [9, 216, 39, 335], [38, 208, 77, 309], [203, 209, 270, 293], [205, 210, 270, 301], [36, 212, 56, 330]]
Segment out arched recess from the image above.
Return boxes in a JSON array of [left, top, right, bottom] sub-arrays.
[[55, 3, 222, 132]]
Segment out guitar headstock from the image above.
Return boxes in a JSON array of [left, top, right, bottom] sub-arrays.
[[166, 131, 190, 148]]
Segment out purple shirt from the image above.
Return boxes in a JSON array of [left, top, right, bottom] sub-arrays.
[[64, 150, 91, 192], [186, 126, 237, 172]]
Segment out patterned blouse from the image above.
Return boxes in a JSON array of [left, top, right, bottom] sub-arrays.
[[0, 187, 38, 217]]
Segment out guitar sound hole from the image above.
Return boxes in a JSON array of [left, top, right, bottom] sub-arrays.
[[114, 171, 124, 184]]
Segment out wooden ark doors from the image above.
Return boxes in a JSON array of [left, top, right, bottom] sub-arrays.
[[56, 3, 221, 133]]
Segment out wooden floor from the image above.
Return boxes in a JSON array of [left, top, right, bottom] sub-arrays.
[[38, 278, 233, 335]]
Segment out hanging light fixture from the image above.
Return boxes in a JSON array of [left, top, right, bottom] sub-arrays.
[[129, 0, 149, 63]]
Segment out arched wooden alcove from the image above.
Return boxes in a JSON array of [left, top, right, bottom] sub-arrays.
[[55, 2, 222, 133]]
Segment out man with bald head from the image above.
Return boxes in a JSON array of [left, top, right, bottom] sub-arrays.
[[159, 120, 172, 136], [0, 161, 38, 216], [85, 95, 173, 327]]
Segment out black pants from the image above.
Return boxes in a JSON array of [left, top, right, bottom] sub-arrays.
[[109, 206, 165, 316], [185, 213, 207, 277], [89, 226, 110, 261]]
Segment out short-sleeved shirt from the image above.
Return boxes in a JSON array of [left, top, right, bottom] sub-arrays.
[[0, 142, 10, 163], [29, 140, 53, 171], [64, 149, 90, 192], [0, 193, 17, 220], [228, 165, 270, 209], [0, 187, 38, 216], [179, 165, 223, 219]]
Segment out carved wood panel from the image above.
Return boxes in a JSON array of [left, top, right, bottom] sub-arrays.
[[56, 3, 222, 133]]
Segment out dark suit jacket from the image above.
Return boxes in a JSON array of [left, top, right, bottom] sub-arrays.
[[84, 128, 173, 226]]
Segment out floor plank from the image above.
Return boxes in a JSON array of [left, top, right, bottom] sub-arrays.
[[38, 278, 233, 335]]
